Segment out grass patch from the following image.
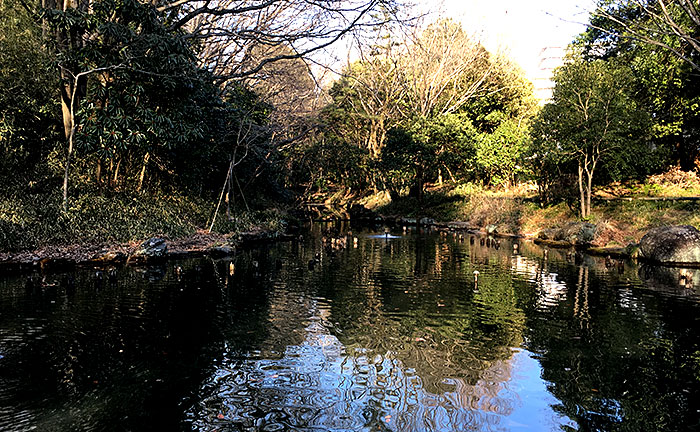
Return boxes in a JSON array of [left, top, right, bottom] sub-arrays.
[[375, 181, 700, 247], [0, 190, 285, 252], [376, 183, 540, 234]]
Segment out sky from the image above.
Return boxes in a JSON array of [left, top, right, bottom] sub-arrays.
[[418, 0, 596, 98], [316, 0, 596, 100]]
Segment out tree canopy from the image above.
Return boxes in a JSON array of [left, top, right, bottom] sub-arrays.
[[532, 57, 650, 217], [295, 18, 538, 200]]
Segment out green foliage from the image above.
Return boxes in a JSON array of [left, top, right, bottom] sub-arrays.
[[466, 55, 538, 132], [381, 126, 425, 197], [530, 57, 652, 211], [0, 189, 200, 250], [0, 1, 60, 185], [382, 113, 481, 198], [288, 138, 373, 192], [305, 20, 538, 199], [0, 187, 284, 251], [578, 1, 700, 169], [475, 118, 531, 186], [0, 0, 289, 252], [42, 0, 226, 192]]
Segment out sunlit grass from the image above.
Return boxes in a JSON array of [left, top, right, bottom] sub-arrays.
[[375, 179, 700, 247]]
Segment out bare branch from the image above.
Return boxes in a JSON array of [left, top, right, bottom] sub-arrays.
[[591, 0, 700, 72]]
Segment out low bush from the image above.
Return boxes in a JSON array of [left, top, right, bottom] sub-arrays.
[[0, 190, 284, 252]]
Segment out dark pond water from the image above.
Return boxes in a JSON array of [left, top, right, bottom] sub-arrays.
[[2, 225, 700, 431]]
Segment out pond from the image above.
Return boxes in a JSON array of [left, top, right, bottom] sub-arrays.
[[1, 225, 700, 431]]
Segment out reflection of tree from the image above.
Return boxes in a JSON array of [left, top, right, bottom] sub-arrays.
[[573, 266, 590, 325], [9, 230, 700, 430], [0, 256, 280, 431], [524, 259, 700, 431], [190, 244, 524, 430], [313, 234, 527, 418]]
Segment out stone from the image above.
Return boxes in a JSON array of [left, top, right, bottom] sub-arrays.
[[447, 221, 473, 230], [419, 217, 436, 226], [587, 246, 627, 258], [38, 257, 76, 272], [90, 250, 127, 264], [207, 245, 236, 257], [639, 225, 700, 264], [638, 264, 700, 290], [399, 217, 417, 226], [625, 243, 641, 259], [558, 222, 596, 244], [485, 224, 498, 235], [536, 223, 596, 245], [537, 228, 559, 240], [127, 237, 167, 264]]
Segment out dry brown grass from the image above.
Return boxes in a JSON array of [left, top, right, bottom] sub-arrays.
[[375, 180, 700, 247]]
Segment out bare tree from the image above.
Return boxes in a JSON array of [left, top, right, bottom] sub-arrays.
[[400, 19, 495, 118], [157, 0, 407, 84], [592, 0, 700, 72], [334, 45, 408, 159]]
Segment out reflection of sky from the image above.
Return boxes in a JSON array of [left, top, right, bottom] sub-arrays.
[[188, 297, 575, 431], [504, 349, 577, 431]]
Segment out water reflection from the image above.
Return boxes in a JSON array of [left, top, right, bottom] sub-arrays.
[[1, 227, 700, 431]]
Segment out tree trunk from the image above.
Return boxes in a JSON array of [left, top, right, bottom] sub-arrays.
[[137, 152, 150, 192], [60, 72, 86, 139], [586, 170, 594, 219], [96, 159, 102, 184], [577, 163, 586, 218], [225, 158, 233, 220], [414, 164, 424, 202], [112, 158, 121, 187], [62, 125, 75, 211], [443, 163, 457, 183], [62, 74, 82, 211]]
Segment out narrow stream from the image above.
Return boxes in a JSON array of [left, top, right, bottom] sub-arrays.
[[1, 224, 699, 431]]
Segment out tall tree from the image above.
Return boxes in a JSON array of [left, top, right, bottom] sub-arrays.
[[580, 4, 700, 170], [308, 18, 536, 199], [401, 19, 494, 118], [532, 57, 650, 218], [17, 0, 407, 209]]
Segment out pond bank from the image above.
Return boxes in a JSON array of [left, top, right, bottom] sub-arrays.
[[4, 195, 700, 272], [379, 214, 700, 268], [0, 229, 295, 273]]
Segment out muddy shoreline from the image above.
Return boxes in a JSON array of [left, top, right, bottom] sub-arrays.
[[2, 215, 698, 274], [0, 229, 296, 274]]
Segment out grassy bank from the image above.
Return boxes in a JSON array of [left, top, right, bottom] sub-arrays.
[[0, 190, 286, 252], [372, 181, 700, 248]]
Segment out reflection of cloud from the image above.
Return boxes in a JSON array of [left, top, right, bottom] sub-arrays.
[[511, 255, 568, 311], [187, 290, 571, 431], [616, 287, 645, 312]]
